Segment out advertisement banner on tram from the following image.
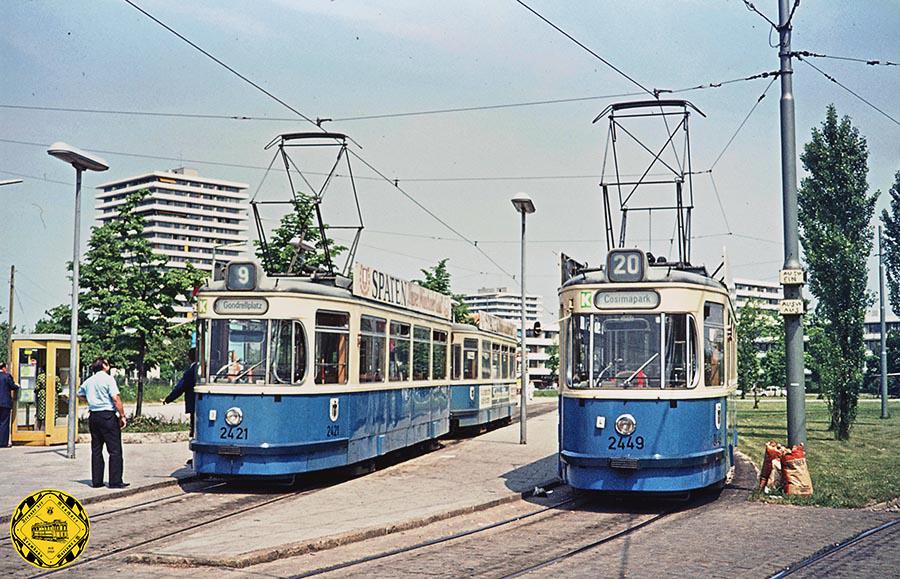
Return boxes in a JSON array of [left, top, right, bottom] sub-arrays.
[[352, 262, 452, 320]]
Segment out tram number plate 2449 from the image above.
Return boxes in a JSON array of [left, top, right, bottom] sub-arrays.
[[608, 435, 644, 450]]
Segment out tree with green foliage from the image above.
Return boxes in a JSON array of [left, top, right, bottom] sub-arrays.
[[881, 171, 900, 314], [736, 300, 768, 404], [545, 344, 559, 386], [36, 189, 206, 416], [0, 307, 8, 364], [415, 259, 473, 324], [798, 105, 879, 440], [255, 193, 347, 275]]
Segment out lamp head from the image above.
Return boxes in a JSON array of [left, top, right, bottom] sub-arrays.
[[47, 142, 109, 172], [511, 192, 535, 214]]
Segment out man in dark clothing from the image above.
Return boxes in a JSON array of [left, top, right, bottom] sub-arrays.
[[164, 348, 198, 437], [0, 362, 20, 448]]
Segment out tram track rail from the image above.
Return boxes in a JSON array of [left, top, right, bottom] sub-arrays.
[[768, 517, 900, 579]]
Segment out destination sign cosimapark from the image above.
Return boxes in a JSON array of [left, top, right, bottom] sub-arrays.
[[593, 290, 660, 309], [353, 263, 452, 320]]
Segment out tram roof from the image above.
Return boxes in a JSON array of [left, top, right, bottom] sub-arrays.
[[561, 263, 726, 292], [204, 275, 353, 300]]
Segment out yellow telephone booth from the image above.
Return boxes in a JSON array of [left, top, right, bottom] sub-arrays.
[[10, 334, 79, 446]]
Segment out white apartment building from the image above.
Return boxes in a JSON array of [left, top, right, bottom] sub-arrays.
[[463, 287, 558, 388], [463, 287, 542, 324], [733, 277, 782, 313], [864, 312, 900, 356], [95, 167, 250, 273]]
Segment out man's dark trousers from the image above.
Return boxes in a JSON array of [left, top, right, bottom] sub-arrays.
[[89, 410, 123, 486], [0, 407, 11, 447]]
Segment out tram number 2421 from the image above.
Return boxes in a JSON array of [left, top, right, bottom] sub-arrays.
[[219, 426, 249, 440], [608, 434, 645, 450]]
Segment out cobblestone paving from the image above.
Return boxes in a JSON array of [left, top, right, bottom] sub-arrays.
[[789, 520, 900, 579]]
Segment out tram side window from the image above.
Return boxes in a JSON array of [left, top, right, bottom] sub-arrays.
[[704, 303, 725, 387], [481, 341, 492, 380], [491, 342, 501, 380], [315, 311, 349, 385], [432, 330, 448, 380], [293, 321, 307, 383], [501, 345, 510, 379], [664, 315, 696, 388], [569, 315, 591, 388], [413, 326, 431, 381], [463, 338, 478, 380], [270, 320, 293, 384], [390, 321, 411, 381], [359, 315, 386, 383], [451, 343, 462, 380]]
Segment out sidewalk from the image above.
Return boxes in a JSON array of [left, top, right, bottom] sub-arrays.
[[0, 441, 193, 521], [131, 408, 561, 567]]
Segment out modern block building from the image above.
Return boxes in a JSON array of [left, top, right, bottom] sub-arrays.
[[733, 277, 782, 314], [463, 287, 558, 388], [95, 167, 250, 273]]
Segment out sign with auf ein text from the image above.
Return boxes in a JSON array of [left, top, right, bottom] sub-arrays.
[[352, 262, 452, 320]]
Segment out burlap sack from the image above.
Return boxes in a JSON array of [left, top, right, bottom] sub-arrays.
[[783, 444, 813, 496]]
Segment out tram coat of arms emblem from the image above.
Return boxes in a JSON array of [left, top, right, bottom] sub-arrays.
[[329, 397, 340, 422]]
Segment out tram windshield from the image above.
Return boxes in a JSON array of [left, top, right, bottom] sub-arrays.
[[568, 313, 697, 389], [206, 319, 307, 384]]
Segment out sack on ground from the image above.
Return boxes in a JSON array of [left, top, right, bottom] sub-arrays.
[[759, 440, 786, 490], [782, 443, 813, 496]]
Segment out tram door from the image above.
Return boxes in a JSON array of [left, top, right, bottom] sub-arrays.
[[11, 336, 76, 446]]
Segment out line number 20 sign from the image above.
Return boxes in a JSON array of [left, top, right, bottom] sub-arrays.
[[606, 249, 646, 283]]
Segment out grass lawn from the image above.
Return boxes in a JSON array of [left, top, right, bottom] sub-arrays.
[[534, 388, 560, 398], [737, 397, 900, 508], [117, 381, 173, 403]]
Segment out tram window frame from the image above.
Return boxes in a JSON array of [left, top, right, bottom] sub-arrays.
[[451, 342, 462, 380], [413, 326, 431, 381], [314, 310, 350, 385], [663, 313, 698, 389], [463, 338, 478, 380], [359, 315, 386, 383], [703, 302, 726, 387], [501, 345, 509, 379], [432, 330, 448, 380], [208, 318, 269, 384], [491, 342, 501, 380], [269, 319, 293, 384], [389, 321, 412, 382], [481, 340, 492, 380], [293, 320, 307, 384]]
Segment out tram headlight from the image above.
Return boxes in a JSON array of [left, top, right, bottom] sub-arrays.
[[225, 407, 243, 427], [615, 414, 636, 436]]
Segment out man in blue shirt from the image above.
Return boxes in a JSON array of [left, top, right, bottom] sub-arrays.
[[77, 357, 128, 488], [0, 362, 19, 448]]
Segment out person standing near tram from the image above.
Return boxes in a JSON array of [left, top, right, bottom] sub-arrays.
[[0, 362, 19, 448], [78, 357, 128, 488], [164, 348, 198, 437]]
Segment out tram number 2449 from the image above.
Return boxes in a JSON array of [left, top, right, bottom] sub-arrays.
[[608, 435, 645, 450]]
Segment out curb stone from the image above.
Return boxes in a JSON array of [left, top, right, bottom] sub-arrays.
[[124, 477, 564, 568]]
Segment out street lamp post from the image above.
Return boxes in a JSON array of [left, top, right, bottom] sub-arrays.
[[48, 142, 108, 460], [511, 193, 535, 445]]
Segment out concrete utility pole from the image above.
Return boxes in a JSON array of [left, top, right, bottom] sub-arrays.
[[879, 226, 890, 419], [777, 0, 807, 446], [7, 266, 13, 365]]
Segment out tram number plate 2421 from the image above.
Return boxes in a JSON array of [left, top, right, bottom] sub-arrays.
[[608, 435, 644, 450], [219, 426, 248, 440]]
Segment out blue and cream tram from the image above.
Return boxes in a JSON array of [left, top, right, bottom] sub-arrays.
[[192, 261, 454, 476], [448, 314, 519, 429], [558, 249, 737, 492]]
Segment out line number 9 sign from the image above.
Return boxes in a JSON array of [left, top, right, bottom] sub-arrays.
[[226, 262, 257, 291]]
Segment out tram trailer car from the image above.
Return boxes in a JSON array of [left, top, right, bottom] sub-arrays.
[[558, 249, 738, 493], [191, 261, 456, 477], [449, 321, 519, 429]]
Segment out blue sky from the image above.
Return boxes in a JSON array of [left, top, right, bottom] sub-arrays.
[[1, 0, 898, 328]]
